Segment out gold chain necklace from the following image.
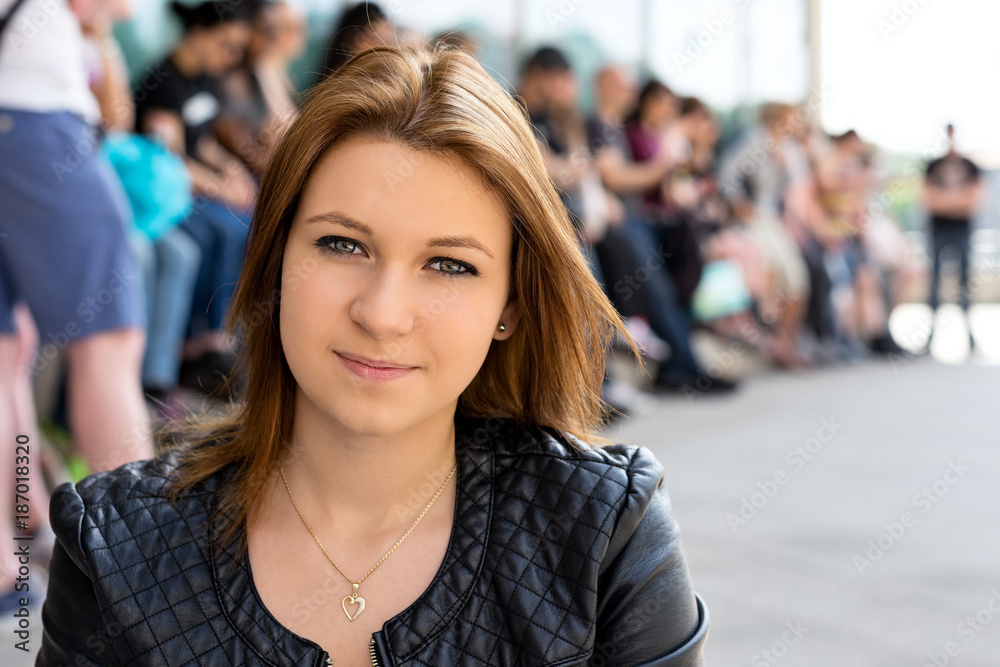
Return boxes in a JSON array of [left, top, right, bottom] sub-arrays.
[[278, 460, 458, 622]]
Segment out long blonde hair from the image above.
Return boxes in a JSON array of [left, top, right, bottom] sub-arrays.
[[160, 42, 644, 553]]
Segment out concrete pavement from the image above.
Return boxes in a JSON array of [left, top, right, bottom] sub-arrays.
[[601, 355, 1000, 666]]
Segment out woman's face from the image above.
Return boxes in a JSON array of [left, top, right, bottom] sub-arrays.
[[279, 136, 520, 437]]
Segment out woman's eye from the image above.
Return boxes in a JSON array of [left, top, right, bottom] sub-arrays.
[[314, 236, 363, 255], [430, 258, 477, 278]]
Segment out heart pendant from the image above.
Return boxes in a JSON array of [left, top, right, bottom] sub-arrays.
[[342, 590, 366, 622]]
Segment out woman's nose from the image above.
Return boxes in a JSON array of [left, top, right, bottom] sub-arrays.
[[348, 263, 418, 341]]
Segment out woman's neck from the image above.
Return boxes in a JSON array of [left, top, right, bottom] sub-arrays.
[[275, 391, 460, 541]]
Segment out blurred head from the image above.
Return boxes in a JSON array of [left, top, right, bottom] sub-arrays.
[[251, 1, 307, 62], [679, 96, 717, 145], [594, 66, 637, 120], [170, 1, 254, 76], [831, 129, 864, 155], [323, 2, 395, 74], [635, 79, 679, 129], [521, 46, 576, 113], [760, 102, 795, 139]]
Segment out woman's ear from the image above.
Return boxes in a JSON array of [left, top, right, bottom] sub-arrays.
[[494, 298, 521, 340]]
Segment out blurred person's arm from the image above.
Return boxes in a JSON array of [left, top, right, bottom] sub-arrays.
[[716, 139, 756, 222], [215, 70, 271, 174], [139, 107, 256, 213], [785, 178, 843, 247], [83, 19, 133, 133], [922, 178, 984, 219], [538, 141, 590, 191], [594, 146, 671, 195], [192, 135, 258, 213]]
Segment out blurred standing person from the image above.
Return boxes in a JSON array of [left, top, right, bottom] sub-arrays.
[[317, 1, 394, 80], [217, 0, 307, 177], [922, 123, 983, 350], [0, 0, 151, 605], [0, 0, 152, 462], [133, 1, 256, 397]]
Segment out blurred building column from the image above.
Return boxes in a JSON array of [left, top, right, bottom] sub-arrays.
[[807, 0, 822, 128]]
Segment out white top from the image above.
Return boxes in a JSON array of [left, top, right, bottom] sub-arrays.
[[0, 0, 101, 123]]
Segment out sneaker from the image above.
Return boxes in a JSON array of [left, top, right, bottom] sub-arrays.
[[652, 371, 738, 395], [869, 332, 909, 357]]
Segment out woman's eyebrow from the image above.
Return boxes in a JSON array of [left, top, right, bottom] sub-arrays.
[[304, 211, 495, 259]]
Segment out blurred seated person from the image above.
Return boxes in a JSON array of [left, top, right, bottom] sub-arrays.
[[133, 1, 257, 396], [718, 103, 811, 367], [80, 5, 203, 412], [625, 80, 705, 311], [814, 130, 905, 356], [217, 0, 307, 177], [586, 65, 736, 393]]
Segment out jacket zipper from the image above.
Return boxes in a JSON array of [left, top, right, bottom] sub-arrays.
[[321, 637, 379, 666]]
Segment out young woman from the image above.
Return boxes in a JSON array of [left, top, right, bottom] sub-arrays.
[[38, 43, 709, 666]]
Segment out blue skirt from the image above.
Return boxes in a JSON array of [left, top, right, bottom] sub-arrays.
[[0, 108, 146, 345]]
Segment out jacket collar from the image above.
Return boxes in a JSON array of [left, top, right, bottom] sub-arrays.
[[209, 411, 502, 665]]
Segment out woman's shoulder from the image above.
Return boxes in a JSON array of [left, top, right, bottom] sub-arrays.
[[48, 449, 228, 574], [483, 416, 665, 500], [465, 415, 669, 539]]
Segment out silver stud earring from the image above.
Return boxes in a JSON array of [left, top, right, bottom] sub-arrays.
[[498, 323, 506, 332]]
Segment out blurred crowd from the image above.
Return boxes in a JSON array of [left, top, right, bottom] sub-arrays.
[[519, 44, 945, 412], [0, 0, 981, 606]]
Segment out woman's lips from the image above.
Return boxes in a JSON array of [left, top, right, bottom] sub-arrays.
[[336, 352, 417, 382]]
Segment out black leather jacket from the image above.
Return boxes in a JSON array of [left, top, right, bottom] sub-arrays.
[[37, 413, 708, 666]]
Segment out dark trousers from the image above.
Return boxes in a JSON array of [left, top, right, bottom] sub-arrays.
[[596, 217, 701, 382], [928, 225, 972, 312], [179, 199, 250, 339]]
